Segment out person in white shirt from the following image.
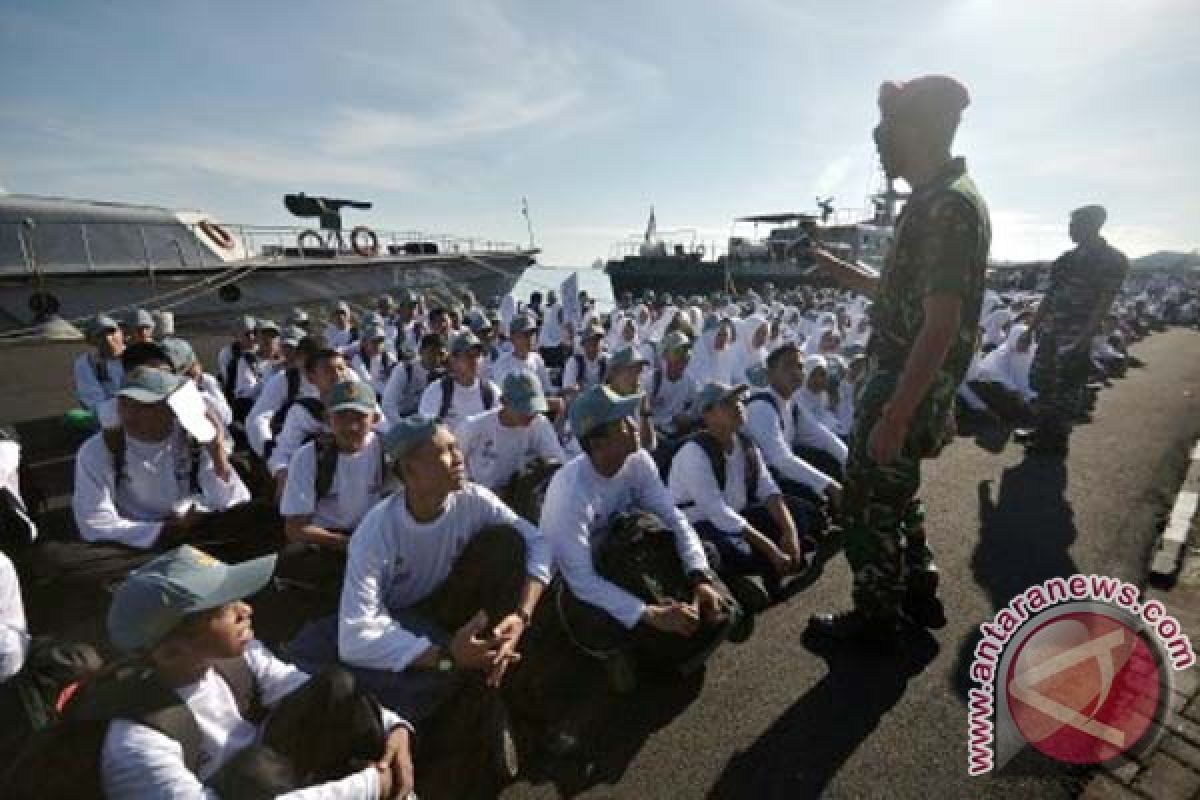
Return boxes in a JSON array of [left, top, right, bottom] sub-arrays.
[[967, 323, 1038, 425], [541, 385, 742, 693], [325, 300, 357, 351], [97, 546, 415, 800], [538, 290, 571, 373], [460, 371, 566, 495], [743, 343, 843, 511], [560, 324, 608, 400], [0, 431, 37, 546], [70, 368, 275, 564], [351, 324, 398, 397], [382, 333, 447, 425], [245, 335, 322, 460], [74, 314, 125, 414], [217, 317, 261, 420], [605, 345, 656, 453], [281, 380, 390, 552], [163, 337, 234, 431], [267, 345, 356, 488], [417, 331, 501, 438], [669, 383, 819, 608], [490, 314, 563, 419], [647, 331, 700, 439], [792, 354, 851, 479], [0, 550, 29, 683], [288, 415, 550, 786]]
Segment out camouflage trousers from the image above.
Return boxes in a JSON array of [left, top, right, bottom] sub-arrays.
[[1030, 334, 1090, 443], [842, 366, 945, 620]]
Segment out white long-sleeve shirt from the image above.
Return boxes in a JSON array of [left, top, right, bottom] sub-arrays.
[[793, 390, 849, 466], [100, 640, 407, 800], [280, 434, 389, 532], [74, 352, 123, 411], [743, 388, 834, 494], [669, 436, 780, 535], [648, 368, 698, 434], [416, 377, 500, 438], [339, 485, 551, 672], [381, 361, 434, 425], [540, 450, 710, 629], [459, 409, 566, 490], [0, 551, 29, 682], [196, 373, 233, 428], [72, 427, 251, 549], [268, 401, 327, 476], [489, 351, 554, 396]]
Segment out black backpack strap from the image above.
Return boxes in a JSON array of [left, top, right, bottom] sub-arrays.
[[437, 375, 455, 420], [598, 354, 608, 382], [212, 657, 265, 726], [381, 351, 396, 380], [747, 391, 783, 423], [313, 434, 339, 501], [102, 428, 126, 489], [187, 437, 204, 495], [92, 353, 109, 384], [481, 380, 495, 410], [270, 368, 303, 435], [736, 430, 761, 503], [223, 342, 242, 394], [571, 354, 585, 386], [295, 397, 325, 421], [652, 368, 663, 401], [405, 361, 414, 386]]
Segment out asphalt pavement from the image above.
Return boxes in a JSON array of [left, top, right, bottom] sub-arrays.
[[501, 327, 1200, 800]]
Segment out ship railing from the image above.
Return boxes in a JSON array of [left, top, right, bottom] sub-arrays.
[[0, 219, 527, 275], [608, 238, 723, 261]]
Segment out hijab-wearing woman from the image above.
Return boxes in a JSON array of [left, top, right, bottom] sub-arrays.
[[968, 323, 1037, 424], [687, 315, 736, 385], [731, 314, 770, 385]]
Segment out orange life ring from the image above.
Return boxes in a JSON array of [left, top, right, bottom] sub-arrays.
[[351, 225, 379, 257], [198, 219, 235, 250]]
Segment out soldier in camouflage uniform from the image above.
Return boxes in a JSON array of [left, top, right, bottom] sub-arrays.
[[1023, 206, 1129, 456], [807, 75, 991, 644]]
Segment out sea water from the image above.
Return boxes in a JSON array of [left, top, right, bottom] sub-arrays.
[[512, 265, 614, 312]]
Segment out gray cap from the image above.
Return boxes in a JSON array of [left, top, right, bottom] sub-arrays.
[[130, 308, 155, 329], [281, 325, 305, 347], [334, 300, 351, 314], [362, 323, 387, 341], [569, 385, 642, 438], [256, 319, 280, 334], [327, 379, 378, 414], [89, 314, 120, 338], [288, 308, 310, 324], [509, 314, 537, 335], [696, 381, 749, 412], [240, 315, 257, 333], [118, 366, 184, 403], [450, 330, 484, 356], [383, 414, 440, 461], [398, 289, 419, 305], [107, 545, 276, 652], [502, 370, 549, 414], [581, 323, 606, 341], [609, 344, 649, 370], [466, 312, 492, 335], [660, 331, 692, 354], [161, 338, 198, 373]]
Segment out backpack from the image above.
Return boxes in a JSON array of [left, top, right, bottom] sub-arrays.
[[311, 434, 387, 502], [571, 353, 608, 388], [222, 343, 259, 403], [437, 375, 496, 421], [3, 658, 263, 800], [269, 368, 304, 436], [676, 430, 760, 508], [102, 427, 202, 495]]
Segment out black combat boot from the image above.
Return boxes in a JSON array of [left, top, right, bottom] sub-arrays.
[[805, 609, 903, 648], [902, 565, 947, 629]]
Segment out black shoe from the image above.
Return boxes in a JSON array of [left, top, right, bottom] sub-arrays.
[[724, 574, 771, 614], [1013, 428, 1036, 443], [726, 605, 755, 644], [902, 590, 947, 629], [805, 609, 901, 647], [1024, 439, 1068, 457]]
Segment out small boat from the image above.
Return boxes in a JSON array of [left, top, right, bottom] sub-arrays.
[[0, 192, 536, 335]]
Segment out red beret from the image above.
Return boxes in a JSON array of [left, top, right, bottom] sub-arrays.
[[878, 75, 970, 122]]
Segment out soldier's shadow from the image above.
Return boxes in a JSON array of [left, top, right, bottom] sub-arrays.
[[707, 631, 939, 799], [950, 456, 1078, 703]]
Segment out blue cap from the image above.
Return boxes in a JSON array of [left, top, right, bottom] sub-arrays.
[[130, 309, 155, 329], [660, 331, 692, 354], [256, 319, 280, 334], [383, 414, 440, 461], [89, 314, 120, 338], [107, 545, 277, 652], [327, 379, 377, 414], [118, 366, 184, 403], [569, 385, 642, 438], [502, 370, 549, 414]]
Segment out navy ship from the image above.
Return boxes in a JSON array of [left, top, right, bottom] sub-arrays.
[[605, 191, 898, 299], [0, 192, 535, 334]]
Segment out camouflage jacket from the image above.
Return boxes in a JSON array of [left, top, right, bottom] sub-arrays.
[[863, 157, 990, 456], [1040, 237, 1129, 341]]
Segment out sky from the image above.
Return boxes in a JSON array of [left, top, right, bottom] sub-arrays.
[[1, 0, 1197, 267]]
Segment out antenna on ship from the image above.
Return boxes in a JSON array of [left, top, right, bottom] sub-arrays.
[[521, 196, 536, 251]]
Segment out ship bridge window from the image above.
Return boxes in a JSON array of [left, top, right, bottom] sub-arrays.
[[0, 224, 26, 269], [27, 222, 90, 270], [85, 224, 148, 269]]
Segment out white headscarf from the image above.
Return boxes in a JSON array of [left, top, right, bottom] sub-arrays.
[[981, 307, 1013, 349], [731, 314, 769, 385], [687, 316, 735, 385], [977, 323, 1036, 400]]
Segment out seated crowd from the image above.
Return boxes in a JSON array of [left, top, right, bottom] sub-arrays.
[[0, 275, 1183, 798]]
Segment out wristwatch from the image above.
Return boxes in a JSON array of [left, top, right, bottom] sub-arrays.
[[436, 653, 455, 672]]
